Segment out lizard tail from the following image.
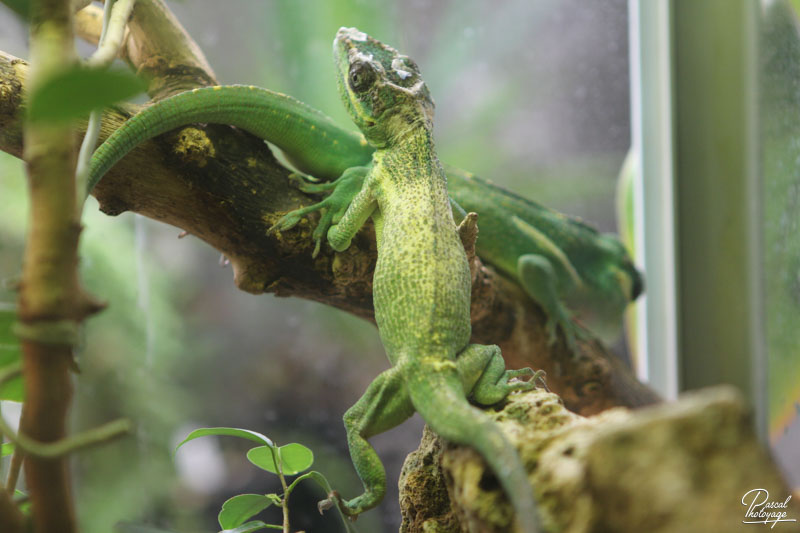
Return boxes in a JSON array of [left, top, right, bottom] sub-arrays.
[[404, 363, 542, 533]]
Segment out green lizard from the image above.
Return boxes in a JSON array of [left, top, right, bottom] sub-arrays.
[[446, 168, 643, 347], [86, 52, 642, 352], [289, 27, 541, 530]]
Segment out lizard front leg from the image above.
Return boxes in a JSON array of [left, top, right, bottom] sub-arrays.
[[509, 215, 588, 349], [270, 166, 369, 256], [322, 366, 414, 517], [327, 170, 379, 252], [517, 254, 590, 349]]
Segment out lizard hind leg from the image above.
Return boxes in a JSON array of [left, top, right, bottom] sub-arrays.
[[456, 343, 541, 406], [403, 361, 542, 533], [326, 366, 415, 517]]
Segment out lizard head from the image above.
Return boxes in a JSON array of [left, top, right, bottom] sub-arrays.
[[334, 27, 434, 148], [598, 235, 645, 304], [567, 235, 644, 343]]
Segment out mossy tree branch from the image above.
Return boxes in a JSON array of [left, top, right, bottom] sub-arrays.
[[400, 386, 800, 533]]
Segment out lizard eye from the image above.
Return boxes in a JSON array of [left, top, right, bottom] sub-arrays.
[[349, 62, 376, 93]]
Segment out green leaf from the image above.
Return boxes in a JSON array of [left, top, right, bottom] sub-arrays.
[[0, 0, 30, 20], [27, 66, 146, 124], [113, 523, 182, 533], [175, 427, 275, 453], [14, 489, 30, 515], [219, 520, 276, 533], [218, 494, 273, 530], [1, 442, 14, 457], [0, 375, 23, 402], [0, 303, 22, 402], [245, 446, 279, 474], [247, 443, 313, 476], [0, 303, 18, 359], [286, 470, 333, 496]]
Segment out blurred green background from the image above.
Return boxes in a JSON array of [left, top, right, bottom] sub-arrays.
[[1, 1, 798, 532]]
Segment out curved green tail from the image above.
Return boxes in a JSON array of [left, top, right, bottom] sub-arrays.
[[406, 366, 542, 533], [87, 85, 373, 192]]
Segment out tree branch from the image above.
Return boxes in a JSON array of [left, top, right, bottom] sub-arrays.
[[400, 386, 799, 533], [76, 0, 217, 97], [0, 41, 657, 416]]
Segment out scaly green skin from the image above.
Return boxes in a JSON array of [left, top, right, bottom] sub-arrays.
[[86, 48, 642, 350], [282, 28, 543, 532]]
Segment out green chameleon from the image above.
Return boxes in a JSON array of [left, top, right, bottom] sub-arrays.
[[286, 27, 542, 530], [87, 68, 642, 353]]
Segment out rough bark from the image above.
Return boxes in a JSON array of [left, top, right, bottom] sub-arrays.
[[400, 386, 799, 533]]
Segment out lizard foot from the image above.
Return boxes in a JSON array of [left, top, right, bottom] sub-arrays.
[[318, 490, 364, 520], [502, 367, 545, 394], [269, 167, 367, 257], [544, 309, 590, 353]]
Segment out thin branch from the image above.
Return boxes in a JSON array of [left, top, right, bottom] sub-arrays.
[[0, 415, 132, 458], [74, 4, 104, 45], [85, 0, 137, 69], [76, 0, 217, 98], [6, 448, 23, 495], [77, 0, 137, 205]]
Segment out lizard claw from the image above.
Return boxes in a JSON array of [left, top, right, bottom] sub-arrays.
[[317, 493, 336, 514], [318, 491, 360, 521]]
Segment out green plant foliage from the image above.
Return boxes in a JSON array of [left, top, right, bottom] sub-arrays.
[[217, 494, 274, 530], [175, 427, 275, 451], [113, 523, 184, 533], [0, 0, 30, 20], [246, 443, 313, 475], [219, 521, 274, 533], [1, 442, 14, 456], [27, 66, 146, 124], [0, 302, 22, 402], [14, 489, 30, 515]]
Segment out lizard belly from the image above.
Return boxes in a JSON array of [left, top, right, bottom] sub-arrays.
[[371, 190, 472, 362]]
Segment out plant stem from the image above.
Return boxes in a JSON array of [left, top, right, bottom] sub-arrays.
[[20, 0, 82, 531], [279, 471, 290, 533]]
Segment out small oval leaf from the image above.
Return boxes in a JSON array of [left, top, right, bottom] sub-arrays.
[[219, 520, 272, 533], [2, 442, 14, 457], [247, 443, 313, 475], [0, 372, 24, 402], [245, 446, 280, 474], [218, 494, 273, 530], [27, 66, 146, 123], [175, 427, 274, 453], [277, 443, 314, 473], [0, 304, 23, 402]]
